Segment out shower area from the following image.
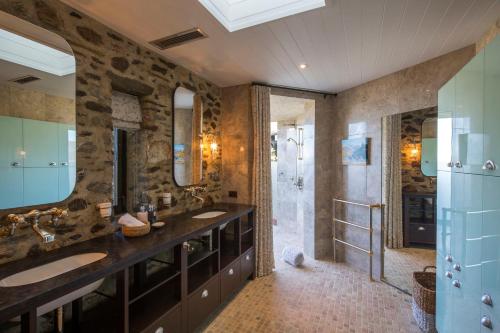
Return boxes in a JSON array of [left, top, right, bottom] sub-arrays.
[[270, 95, 315, 256]]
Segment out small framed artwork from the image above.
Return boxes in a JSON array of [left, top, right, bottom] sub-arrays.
[[342, 138, 369, 165], [174, 144, 185, 164]]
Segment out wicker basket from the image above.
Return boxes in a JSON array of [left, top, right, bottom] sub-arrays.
[[121, 223, 150, 237], [412, 266, 437, 333]]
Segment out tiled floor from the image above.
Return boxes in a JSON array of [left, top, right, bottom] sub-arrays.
[[203, 228, 421, 333], [383, 247, 436, 294]]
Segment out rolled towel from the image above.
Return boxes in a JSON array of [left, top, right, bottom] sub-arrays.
[[118, 213, 145, 227], [282, 246, 304, 267]]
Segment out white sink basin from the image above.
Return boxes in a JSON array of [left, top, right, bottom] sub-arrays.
[[1, 252, 107, 316], [192, 211, 226, 219]]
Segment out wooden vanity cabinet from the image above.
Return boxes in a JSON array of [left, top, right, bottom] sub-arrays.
[[128, 209, 255, 333]]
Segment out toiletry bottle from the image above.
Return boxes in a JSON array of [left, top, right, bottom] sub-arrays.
[[148, 204, 157, 224], [137, 205, 148, 224]]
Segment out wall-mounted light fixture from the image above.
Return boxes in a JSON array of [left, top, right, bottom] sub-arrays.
[[202, 132, 219, 158]]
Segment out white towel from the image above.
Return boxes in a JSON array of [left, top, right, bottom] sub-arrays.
[[282, 246, 304, 267], [118, 213, 145, 227]]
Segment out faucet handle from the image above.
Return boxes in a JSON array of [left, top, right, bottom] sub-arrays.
[[51, 208, 68, 226]]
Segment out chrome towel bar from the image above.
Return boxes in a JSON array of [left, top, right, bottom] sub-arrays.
[[332, 198, 384, 281]]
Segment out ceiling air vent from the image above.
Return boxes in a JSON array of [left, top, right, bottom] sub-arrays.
[[9, 75, 41, 84], [150, 28, 207, 50]]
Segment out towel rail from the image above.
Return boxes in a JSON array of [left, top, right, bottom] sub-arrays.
[[332, 198, 384, 281]]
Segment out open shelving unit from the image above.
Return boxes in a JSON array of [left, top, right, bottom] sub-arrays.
[[220, 219, 239, 269]]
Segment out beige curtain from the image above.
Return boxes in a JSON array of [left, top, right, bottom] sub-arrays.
[[251, 85, 275, 277], [382, 114, 403, 249]]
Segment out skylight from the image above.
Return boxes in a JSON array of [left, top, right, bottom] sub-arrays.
[[199, 0, 326, 32], [0, 28, 75, 76]]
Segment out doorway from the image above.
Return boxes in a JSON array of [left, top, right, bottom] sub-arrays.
[[269, 95, 315, 260], [381, 108, 437, 294]]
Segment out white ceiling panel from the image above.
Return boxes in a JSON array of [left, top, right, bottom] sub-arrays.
[[61, 0, 500, 93]]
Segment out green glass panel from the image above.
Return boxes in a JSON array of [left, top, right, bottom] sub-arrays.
[[23, 119, 59, 168], [0, 167, 23, 209], [455, 50, 484, 175], [23, 167, 58, 206], [483, 36, 500, 177], [0, 116, 23, 168], [437, 78, 454, 171]]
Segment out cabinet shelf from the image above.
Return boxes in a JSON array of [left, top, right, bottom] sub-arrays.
[[129, 276, 181, 333], [188, 248, 218, 269], [188, 252, 218, 294], [129, 266, 180, 305], [241, 227, 253, 236]]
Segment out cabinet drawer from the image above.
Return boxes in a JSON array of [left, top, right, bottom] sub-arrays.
[[142, 304, 181, 333], [409, 223, 436, 244], [220, 260, 240, 300], [240, 248, 254, 282], [188, 275, 220, 332]]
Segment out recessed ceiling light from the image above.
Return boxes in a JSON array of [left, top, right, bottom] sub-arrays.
[[199, 0, 326, 32], [299, 63, 308, 69]]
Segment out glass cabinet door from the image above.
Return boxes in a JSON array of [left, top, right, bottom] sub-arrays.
[[450, 172, 483, 333], [437, 78, 454, 172], [483, 36, 500, 177], [23, 119, 59, 168], [455, 50, 484, 175], [481, 176, 500, 332]]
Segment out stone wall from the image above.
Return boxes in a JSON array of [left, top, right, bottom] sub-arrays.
[[400, 107, 437, 193], [0, 0, 222, 265], [0, 83, 75, 124]]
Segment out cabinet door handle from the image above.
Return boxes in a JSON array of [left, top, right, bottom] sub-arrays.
[[483, 160, 496, 171], [228, 268, 234, 275], [482, 294, 493, 306], [445, 254, 453, 263], [418, 226, 425, 231], [453, 263, 461, 272], [452, 280, 461, 288], [445, 271, 453, 279], [481, 316, 493, 329], [11, 162, 20, 167], [447, 161, 453, 168], [49, 162, 57, 166], [455, 161, 463, 168], [61, 162, 68, 166], [201, 289, 209, 298]]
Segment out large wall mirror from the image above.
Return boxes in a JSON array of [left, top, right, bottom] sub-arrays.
[[0, 12, 76, 209], [173, 87, 203, 187]]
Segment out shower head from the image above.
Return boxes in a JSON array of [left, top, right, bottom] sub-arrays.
[[287, 138, 298, 146]]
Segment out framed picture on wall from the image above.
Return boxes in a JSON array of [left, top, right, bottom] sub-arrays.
[[342, 138, 369, 165], [174, 144, 185, 164]]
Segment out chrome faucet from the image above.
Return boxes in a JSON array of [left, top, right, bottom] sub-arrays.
[[184, 185, 207, 204], [3, 208, 67, 243]]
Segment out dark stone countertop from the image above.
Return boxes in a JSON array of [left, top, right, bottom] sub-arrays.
[[0, 203, 254, 322]]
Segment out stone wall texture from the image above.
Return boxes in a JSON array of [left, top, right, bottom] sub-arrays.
[[400, 107, 437, 193], [0, 0, 222, 265], [0, 84, 75, 124], [331, 46, 476, 279]]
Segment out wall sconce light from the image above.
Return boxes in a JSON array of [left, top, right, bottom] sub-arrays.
[[210, 141, 218, 154]]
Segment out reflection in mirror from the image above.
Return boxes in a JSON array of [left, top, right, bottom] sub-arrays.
[[381, 108, 437, 294], [421, 118, 437, 177], [173, 87, 203, 187], [0, 12, 76, 209]]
